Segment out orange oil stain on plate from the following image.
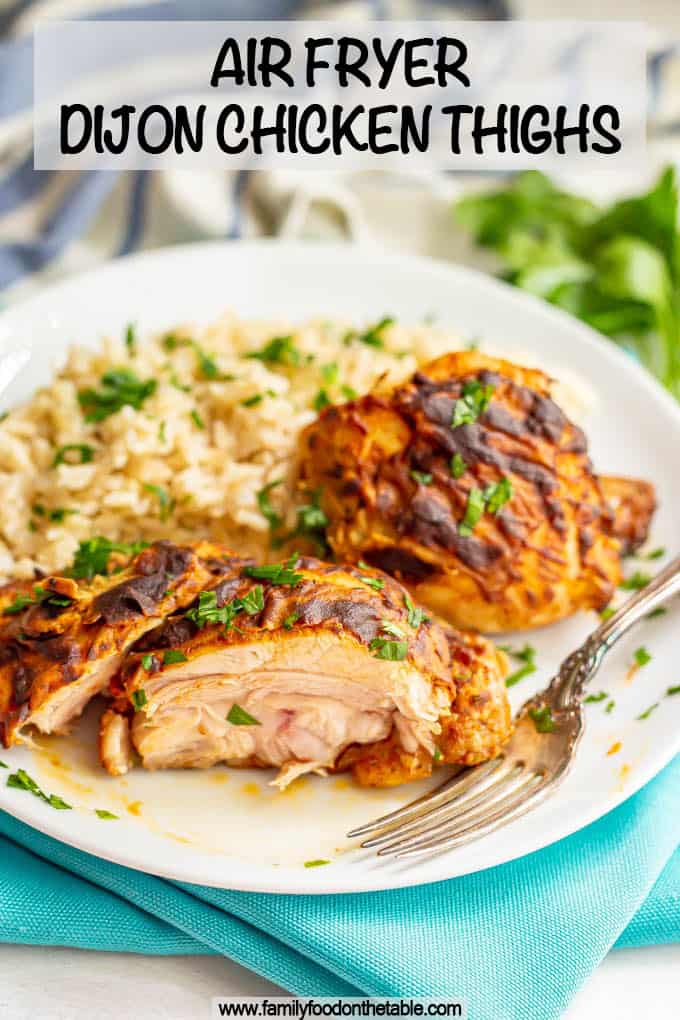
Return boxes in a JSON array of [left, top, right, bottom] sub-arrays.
[[127, 800, 143, 816], [607, 741, 622, 756]]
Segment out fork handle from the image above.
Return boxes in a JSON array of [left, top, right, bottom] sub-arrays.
[[550, 554, 680, 709]]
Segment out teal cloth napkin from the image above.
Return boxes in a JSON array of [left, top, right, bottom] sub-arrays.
[[2, 755, 680, 1020]]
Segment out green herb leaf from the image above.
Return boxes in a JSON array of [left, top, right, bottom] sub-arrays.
[[380, 619, 407, 639], [242, 393, 263, 407], [666, 685, 680, 696], [410, 470, 433, 486], [256, 480, 283, 531], [584, 691, 609, 703], [143, 483, 175, 523], [633, 646, 652, 668], [304, 859, 330, 868], [95, 809, 119, 820], [7, 768, 72, 810], [484, 477, 513, 515], [450, 453, 467, 479], [227, 703, 261, 726], [433, 747, 442, 763], [190, 408, 205, 429], [313, 388, 332, 412], [163, 649, 188, 666], [272, 491, 329, 556], [452, 379, 495, 428], [505, 663, 537, 688], [359, 575, 384, 591], [246, 335, 301, 367], [369, 637, 408, 661], [141, 654, 155, 671], [243, 554, 303, 587], [124, 322, 136, 355], [620, 572, 651, 591], [49, 507, 78, 523], [283, 611, 301, 630], [345, 317, 394, 349], [600, 605, 616, 621], [404, 593, 429, 629], [637, 702, 659, 721], [321, 362, 339, 384], [239, 585, 265, 615], [341, 384, 358, 400], [192, 342, 220, 380], [3, 593, 36, 616], [605, 699, 616, 714], [53, 443, 94, 468], [459, 487, 486, 536], [528, 705, 556, 733], [169, 372, 191, 393], [78, 369, 156, 423], [646, 607, 667, 620], [69, 537, 148, 580], [643, 547, 666, 560], [0, 761, 7, 768], [131, 689, 148, 710]]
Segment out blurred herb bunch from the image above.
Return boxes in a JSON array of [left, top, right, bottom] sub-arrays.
[[455, 166, 680, 400]]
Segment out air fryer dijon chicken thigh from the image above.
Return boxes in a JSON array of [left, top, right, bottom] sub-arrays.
[[0, 540, 250, 747], [100, 554, 511, 788], [298, 351, 656, 633]]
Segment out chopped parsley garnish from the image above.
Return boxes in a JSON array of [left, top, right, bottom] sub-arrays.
[[450, 453, 467, 479], [169, 372, 191, 393], [256, 480, 283, 530], [410, 470, 433, 486], [369, 637, 408, 661], [666, 685, 680, 696], [239, 584, 265, 615], [484, 477, 513, 515], [380, 620, 407, 639], [163, 649, 188, 666], [3, 593, 36, 616], [433, 747, 442, 762], [141, 654, 155, 671], [53, 443, 94, 467], [605, 699, 616, 714], [283, 611, 301, 630], [143, 483, 175, 523], [246, 335, 302, 367], [359, 575, 384, 591], [345, 317, 394, 349], [452, 379, 495, 428], [528, 705, 556, 733], [32, 503, 45, 517], [600, 606, 616, 621], [49, 508, 78, 523], [244, 554, 303, 587], [227, 704, 261, 726], [190, 409, 205, 429], [313, 389, 332, 412], [95, 809, 119, 820], [273, 490, 329, 556], [647, 607, 667, 620], [643, 547, 665, 560], [458, 487, 486, 537], [186, 584, 263, 631], [321, 362, 338, 384], [124, 322, 136, 355], [341, 384, 358, 400], [242, 390, 277, 407], [0, 761, 7, 768], [7, 768, 72, 810], [78, 369, 157, 423], [131, 689, 148, 710], [633, 646, 652, 668], [69, 537, 148, 580], [158, 421, 167, 442], [501, 643, 538, 687], [637, 702, 659, 721], [304, 859, 330, 868], [620, 571, 651, 591], [192, 342, 220, 380], [404, 593, 429, 629], [584, 691, 609, 703]]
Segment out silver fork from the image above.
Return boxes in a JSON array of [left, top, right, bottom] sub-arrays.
[[348, 554, 680, 859]]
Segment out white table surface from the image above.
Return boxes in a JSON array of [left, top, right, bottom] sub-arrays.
[[1, 942, 679, 1019]]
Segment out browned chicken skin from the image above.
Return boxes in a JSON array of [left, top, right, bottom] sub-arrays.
[[0, 540, 250, 747], [100, 555, 511, 788], [298, 352, 656, 633]]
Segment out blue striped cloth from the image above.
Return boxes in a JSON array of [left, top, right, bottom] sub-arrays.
[[1, 3, 679, 1016]]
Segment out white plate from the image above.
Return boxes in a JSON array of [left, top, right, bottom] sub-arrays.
[[0, 241, 679, 895]]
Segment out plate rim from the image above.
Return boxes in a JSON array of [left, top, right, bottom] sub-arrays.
[[1, 237, 679, 895]]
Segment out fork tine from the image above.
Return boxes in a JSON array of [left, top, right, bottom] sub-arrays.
[[392, 775, 551, 859], [376, 767, 539, 854], [360, 760, 522, 848], [346, 757, 505, 839]]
